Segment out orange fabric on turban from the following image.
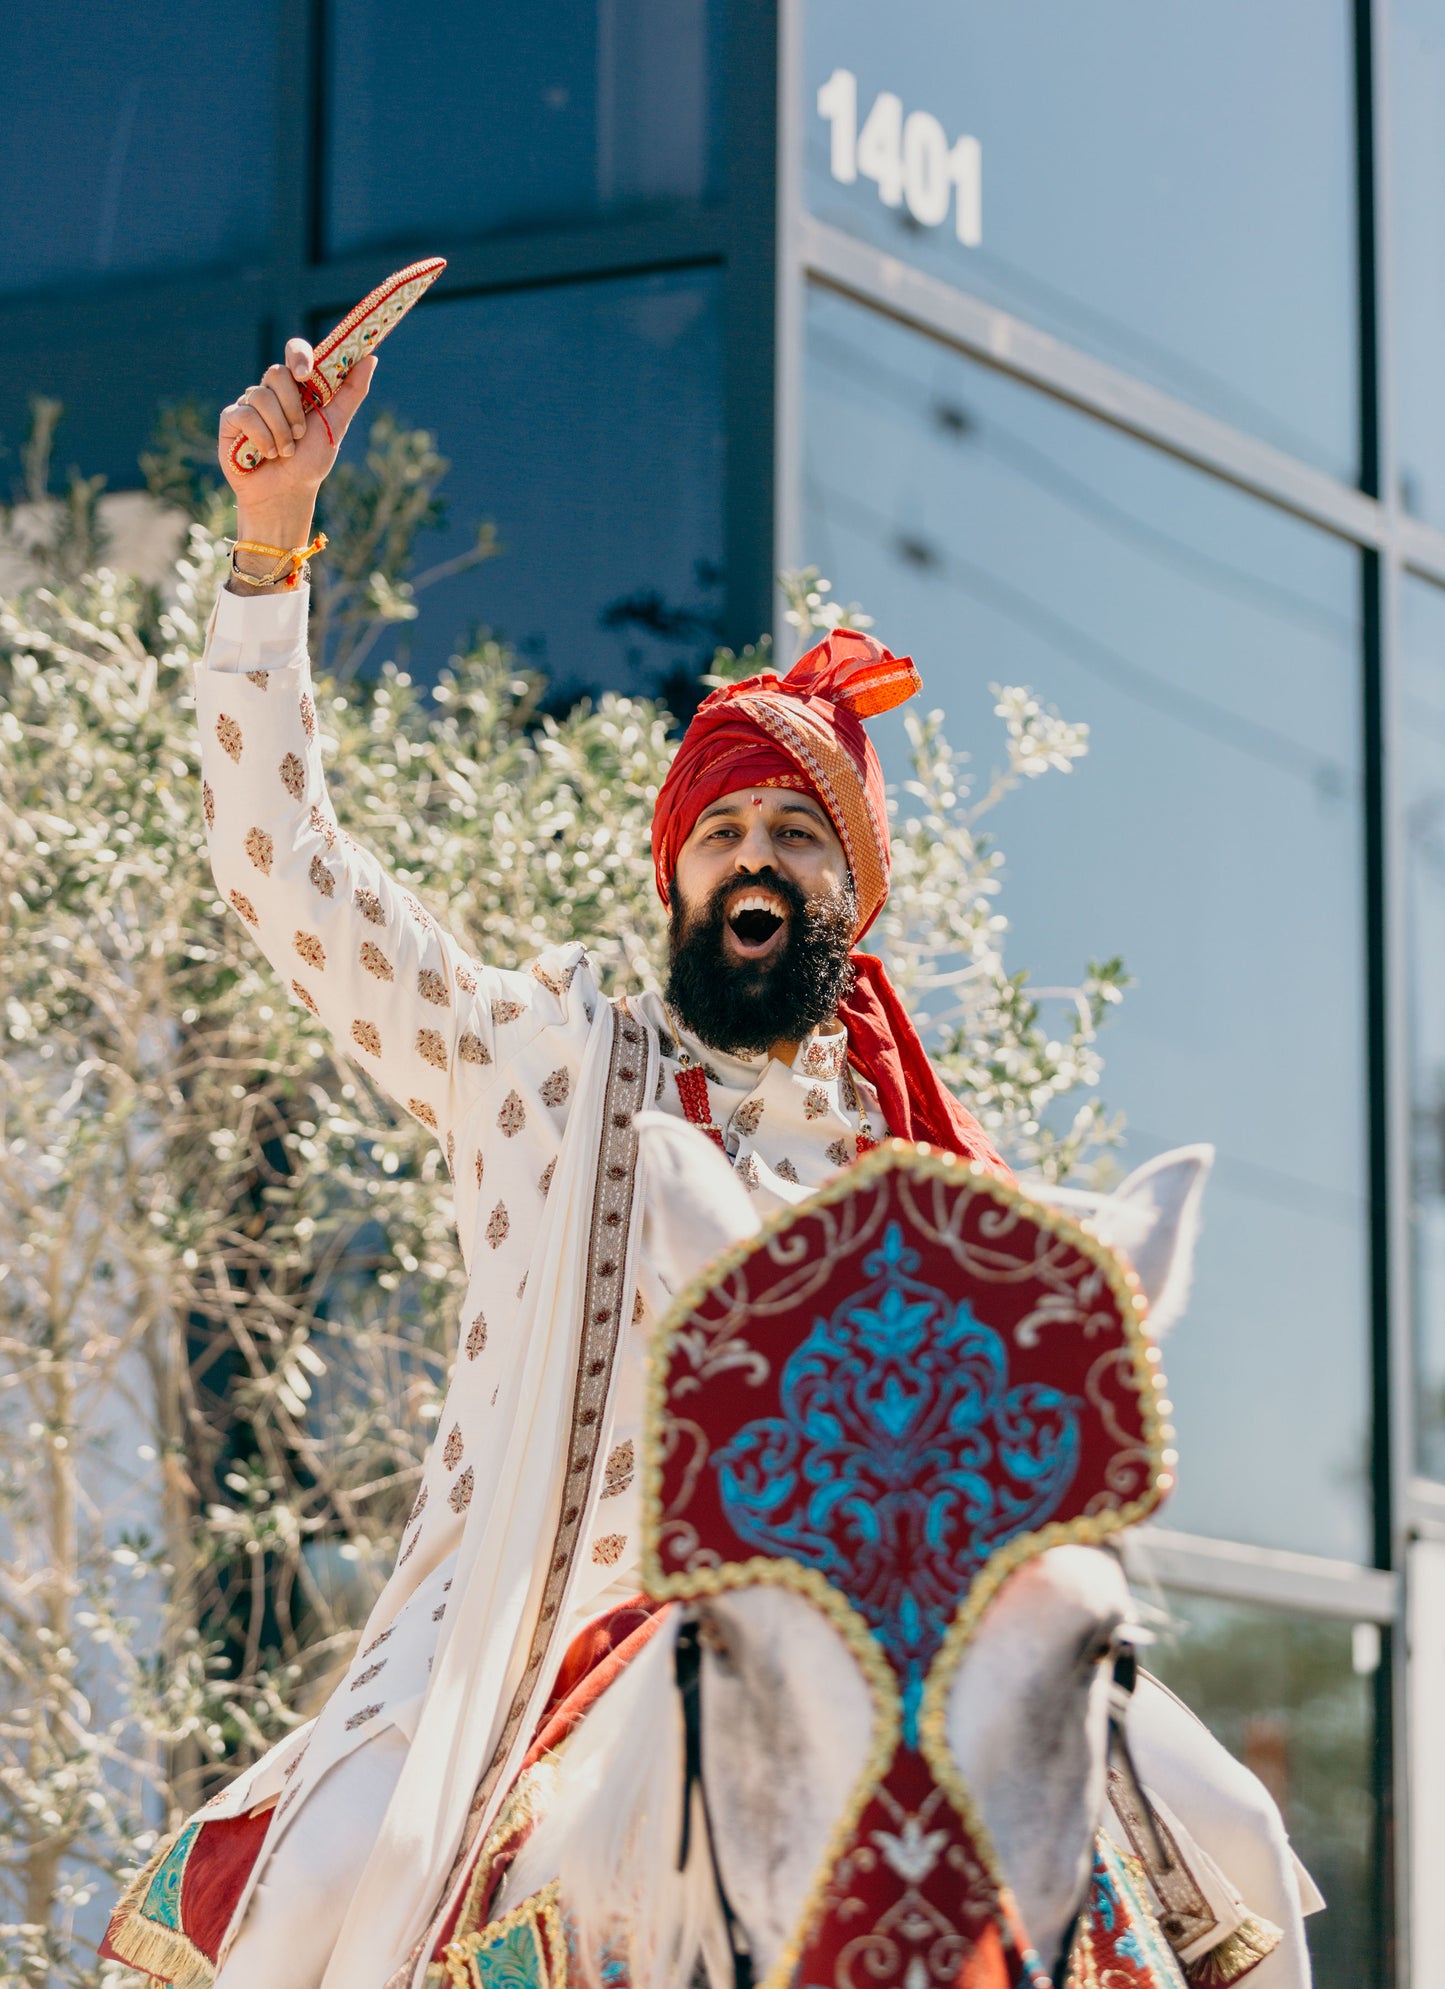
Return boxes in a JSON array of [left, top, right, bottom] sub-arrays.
[[652, 630, 1010, 1175]]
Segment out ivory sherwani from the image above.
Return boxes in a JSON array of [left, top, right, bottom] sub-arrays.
[[190, 585, 886, 1983]]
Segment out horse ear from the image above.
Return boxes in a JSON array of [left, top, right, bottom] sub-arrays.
[[1086, 1145, 1214, 1339], [634, 1112, 761, 1296]]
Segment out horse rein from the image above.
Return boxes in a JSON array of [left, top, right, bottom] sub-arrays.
[[675, 1618, 756, 1989], [675, 1621, 1162, 1989]]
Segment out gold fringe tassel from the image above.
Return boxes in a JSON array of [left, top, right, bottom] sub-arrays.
[[1187, 1915, 1283, 1987], [103, 1825, 216, 1988]]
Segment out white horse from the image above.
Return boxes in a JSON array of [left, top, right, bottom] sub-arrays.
[[501, 1541, 1134, 1987], [484, 1124, 1315, 1989]]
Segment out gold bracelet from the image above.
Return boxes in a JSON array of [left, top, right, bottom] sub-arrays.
[[230, 533, 328, 591]]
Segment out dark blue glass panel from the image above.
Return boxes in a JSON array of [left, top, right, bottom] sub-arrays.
[[328, 270, 724, 698], [0, 4, 276, 295], [1148, 1595, 1379, 1989], [803, 0, 1358, 479], [804, 287, 1370, 1561], [1391, 2, 1445, 526], [325, 0, 724, 258], [1403, 576, 1445, 1478], [0, 310, 261, 494]]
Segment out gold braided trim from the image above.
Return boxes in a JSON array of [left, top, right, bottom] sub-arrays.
[[739, 694, 889, 924], [408, 1003, 655, 1971], [437, 1880, 567, 1989], [1186, 1916, 1284, 1986], [103, 1824, 216, 1988], [446, 1755, 560, 1948]]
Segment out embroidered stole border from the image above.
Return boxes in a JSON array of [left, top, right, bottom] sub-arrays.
[[405, 999, 655, 1977]]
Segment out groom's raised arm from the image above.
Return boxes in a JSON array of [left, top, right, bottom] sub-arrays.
[[196, 342, 592, 1161]]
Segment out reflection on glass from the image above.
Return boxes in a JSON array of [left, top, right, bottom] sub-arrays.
[[803, 0, 1358, 478], [326, 270, 724, 696], [0, 3, 276, 295], [326, 0, 723, 257], [1145, 1593, 1379, 1989], [1392, 2, 1445, 526], [803, 286, 1370, 1560], [1403, 578, 1445, 1476]]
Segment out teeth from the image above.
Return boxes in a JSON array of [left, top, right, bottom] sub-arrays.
[[731, 893, 784, 918]]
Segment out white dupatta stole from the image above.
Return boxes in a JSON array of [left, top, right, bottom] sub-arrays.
[[319, 997, 657, 1988]]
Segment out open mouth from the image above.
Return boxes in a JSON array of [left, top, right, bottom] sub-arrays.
[[726, 891, 788, 958]]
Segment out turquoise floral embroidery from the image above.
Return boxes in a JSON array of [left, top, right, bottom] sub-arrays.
[[458, 1915, 549, 1988], [139, 1821, 201, 1932], [713, 1222, 1081, 1737]]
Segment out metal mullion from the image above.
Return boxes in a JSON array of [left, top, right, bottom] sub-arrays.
[[720, 0, 781, 654], [0, 270, 263, 345], [800, 214, 1389, 554], [1392, 513, 1445, 588], [1366, 0, 1412, 1969], [773, 0, 806, 643], [1377, 513, 1417, 1989], [1361, 3, 1409, 1973], [264, 0, 321, 365], [1377, 526, 1414, 1989], [1127, 1526, 1398, 1623], [296, 211, 730, 319]]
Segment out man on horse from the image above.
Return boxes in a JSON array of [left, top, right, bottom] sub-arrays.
[[103, 342, 1316, 1989]]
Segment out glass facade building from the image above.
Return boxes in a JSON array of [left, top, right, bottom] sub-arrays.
[[7, 5, 1445, 1982]]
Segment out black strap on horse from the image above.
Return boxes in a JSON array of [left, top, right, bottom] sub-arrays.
[[675, 1618, 756, 1989], [1105, 1644, 1173, 1874]]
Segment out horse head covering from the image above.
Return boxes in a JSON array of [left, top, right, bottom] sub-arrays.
[[641, 1142, 1176, 1989], [651, 633, 1008, 1171]]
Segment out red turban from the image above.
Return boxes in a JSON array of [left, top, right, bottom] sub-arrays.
[[652, 630, 1010, 1175]]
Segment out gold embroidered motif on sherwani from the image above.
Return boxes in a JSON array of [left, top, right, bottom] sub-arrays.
[[416, 1028, 448, 1070]]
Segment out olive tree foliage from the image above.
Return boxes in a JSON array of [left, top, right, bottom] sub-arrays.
[[0, 404, 1123, 1983]]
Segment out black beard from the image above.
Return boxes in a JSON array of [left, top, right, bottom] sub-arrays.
[[665, 869, 857, 1056]]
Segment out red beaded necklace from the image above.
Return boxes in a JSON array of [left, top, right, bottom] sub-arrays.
[[665, 1014, 877, 1160]]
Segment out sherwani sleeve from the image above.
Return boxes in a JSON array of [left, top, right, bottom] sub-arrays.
[[194, 585, 584, 1153]]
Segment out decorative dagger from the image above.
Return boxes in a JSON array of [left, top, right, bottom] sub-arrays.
[[229, 255, 447, 474]]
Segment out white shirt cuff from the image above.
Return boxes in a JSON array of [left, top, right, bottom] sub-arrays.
[[204, 580, 311, 674]]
